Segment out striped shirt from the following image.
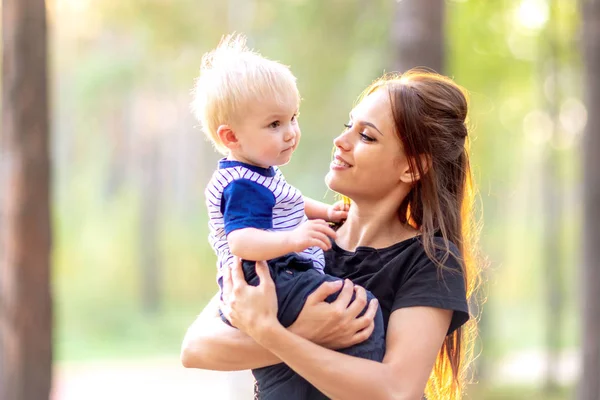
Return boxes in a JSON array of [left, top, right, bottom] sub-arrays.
[[205, 159, 325, 282]]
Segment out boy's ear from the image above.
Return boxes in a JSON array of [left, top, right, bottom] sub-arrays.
[[399, 154, 431, 184], [217, 125, 240, 150]]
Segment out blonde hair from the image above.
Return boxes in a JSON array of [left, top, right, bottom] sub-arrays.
[[191, 33, 300, 154]]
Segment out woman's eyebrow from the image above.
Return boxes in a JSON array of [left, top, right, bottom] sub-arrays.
[[349, 113, 384, 136]]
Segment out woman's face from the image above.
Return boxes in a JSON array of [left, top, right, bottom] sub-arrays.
[[325, 88, 409, 201]]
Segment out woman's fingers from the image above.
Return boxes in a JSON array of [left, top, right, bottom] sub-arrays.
[[350, 321, 375, 347], [349, 297, 379, 343], [230, 257, 246, 291], [351, 298, 378, 331], [306, 280, 343, 304], [219, 299, 231, 318], [335, 279, 354, 309], [364, 297, 379, 320], [254, 260, 273, 289], [345, 285, 368, 318], [222, 263, 233, 302]]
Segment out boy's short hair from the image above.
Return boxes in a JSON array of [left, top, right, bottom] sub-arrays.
[[192, 34, 300, 154]]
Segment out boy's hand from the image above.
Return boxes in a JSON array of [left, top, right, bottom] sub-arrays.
[[287, 219, 337, 252], [327, 200, 349, 223]]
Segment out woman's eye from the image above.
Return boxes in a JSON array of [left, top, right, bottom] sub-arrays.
[[343, 123, 352, 129], [269, 121, 281, 128], [360, 132, 375, 142]]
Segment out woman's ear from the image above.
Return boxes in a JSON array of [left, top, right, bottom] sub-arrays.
[[217, 125, 240, 150], [399, 154, 431, 184]]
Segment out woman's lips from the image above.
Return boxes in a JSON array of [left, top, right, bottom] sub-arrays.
[[331, 155, 352, 169]]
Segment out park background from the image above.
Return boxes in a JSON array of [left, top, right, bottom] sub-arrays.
[[2, 0, 598, 399]]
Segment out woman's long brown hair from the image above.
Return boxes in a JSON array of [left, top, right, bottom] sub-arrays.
[[350, 69, 483, 399]]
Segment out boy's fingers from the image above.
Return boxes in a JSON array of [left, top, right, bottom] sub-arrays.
[[333, 210, 348, 220]]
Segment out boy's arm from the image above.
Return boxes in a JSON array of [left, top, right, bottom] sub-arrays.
[[228, 220, 337, 261], [228, 228, 295, 261], [304, 197, 330, 220], [304, 197, 349, 223]]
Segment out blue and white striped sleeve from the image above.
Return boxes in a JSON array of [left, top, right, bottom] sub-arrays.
[[221, 179, 276, 235]]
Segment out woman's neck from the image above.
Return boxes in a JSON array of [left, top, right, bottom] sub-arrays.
[[335, 199, 419, 252]]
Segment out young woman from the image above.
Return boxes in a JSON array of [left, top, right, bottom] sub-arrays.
[[182, 69, 482, 400]]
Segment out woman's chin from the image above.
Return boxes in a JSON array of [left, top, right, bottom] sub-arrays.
[[325, 172, 344, 195]]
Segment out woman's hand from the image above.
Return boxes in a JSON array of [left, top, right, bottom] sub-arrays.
[[220, 257, 379, 350], [289, 279, 379, 350], [220, 257, 281, 340]]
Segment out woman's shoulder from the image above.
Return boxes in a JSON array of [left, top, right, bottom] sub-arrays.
[[325, 233, 463, 280], [384, 234, 462, 267], [389, 235, 470, 334]]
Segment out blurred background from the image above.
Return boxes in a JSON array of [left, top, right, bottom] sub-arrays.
[[1, 0, 596, 399]]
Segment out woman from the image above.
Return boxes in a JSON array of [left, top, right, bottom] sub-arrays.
[[181, 69, 482, 400]]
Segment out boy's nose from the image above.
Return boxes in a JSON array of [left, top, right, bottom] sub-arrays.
[[284, 129, 295, 141]]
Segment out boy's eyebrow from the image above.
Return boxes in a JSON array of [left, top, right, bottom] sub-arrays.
[[349, 113, 384, 136], [264, 110, 300, 121]]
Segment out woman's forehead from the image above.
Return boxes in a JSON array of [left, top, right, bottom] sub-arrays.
[[352, 90, 394, 131]]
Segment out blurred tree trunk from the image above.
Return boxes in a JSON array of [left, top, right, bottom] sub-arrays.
[[543, 0, 563, 392], [139, 142, 161, 314], [0, 0, 53, 399], [580, 0, 600, 399], [389, 0, 445, 74]]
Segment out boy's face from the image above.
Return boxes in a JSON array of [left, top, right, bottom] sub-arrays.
[[230, 97, 301, 168]]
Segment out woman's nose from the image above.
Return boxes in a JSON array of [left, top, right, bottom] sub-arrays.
[[333, 131, 351, 151]]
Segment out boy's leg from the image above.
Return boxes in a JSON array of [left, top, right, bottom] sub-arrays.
[[280, 270, 386, 361], [251, 255, 385, 399]]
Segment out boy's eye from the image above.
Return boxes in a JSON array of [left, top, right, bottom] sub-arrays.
[[291, 114, 298, 123], [269, 121, 281, 128]]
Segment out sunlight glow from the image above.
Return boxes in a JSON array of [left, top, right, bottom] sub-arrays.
[[523, 110, 553, 145], [516, 0, 549, 31]]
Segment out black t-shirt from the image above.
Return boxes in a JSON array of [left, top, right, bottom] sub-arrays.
[[324, 236, 469, 335]]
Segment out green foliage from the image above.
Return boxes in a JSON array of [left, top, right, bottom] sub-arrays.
[[49, 3, 584, 394]]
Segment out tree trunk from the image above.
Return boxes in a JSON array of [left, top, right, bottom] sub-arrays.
[[580, 0, 600, 399], [543, 0, 563, 391], [139, 143, 161, 314], [0, 0, 53, 399], [389, 0, 445, 74]]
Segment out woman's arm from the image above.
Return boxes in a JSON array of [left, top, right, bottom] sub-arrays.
[[223, 259, 452, 400], [256, 307, 451, 400], [180, 292, 281, 371], [181, 272, 378, 371]]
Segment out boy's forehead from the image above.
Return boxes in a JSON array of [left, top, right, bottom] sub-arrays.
[[248, 96, 299, 118]]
